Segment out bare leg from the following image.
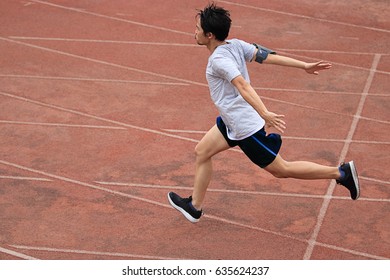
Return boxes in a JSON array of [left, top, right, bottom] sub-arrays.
[[265, 154, 340, 179], [191, 125, 230, 209]]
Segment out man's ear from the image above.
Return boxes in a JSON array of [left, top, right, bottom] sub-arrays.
[[206, 32, 214, 39]]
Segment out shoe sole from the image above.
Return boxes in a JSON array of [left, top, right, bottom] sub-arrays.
[[167, 193, 200, 223], [349, 161, 360, 200]]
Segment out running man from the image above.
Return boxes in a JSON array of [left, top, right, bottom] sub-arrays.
[[168, 3, 360, 223]]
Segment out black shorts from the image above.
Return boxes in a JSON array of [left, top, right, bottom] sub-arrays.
[[216, 116, 282, 168]]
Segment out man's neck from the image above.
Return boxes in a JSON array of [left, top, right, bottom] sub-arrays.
[[207, 40, 227, 54]]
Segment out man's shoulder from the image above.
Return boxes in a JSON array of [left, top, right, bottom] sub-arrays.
[[227, 38, 251, 47], [213, 39, 244, 57], [226, 38, 243, 44]]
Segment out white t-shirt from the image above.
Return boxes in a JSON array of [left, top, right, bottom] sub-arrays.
[[206, 39, 265, 140]]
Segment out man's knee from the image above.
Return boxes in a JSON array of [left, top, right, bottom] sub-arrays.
[[194, 144, 207, 161], [194, 142, 217, 164]]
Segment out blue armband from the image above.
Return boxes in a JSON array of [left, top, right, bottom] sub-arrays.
[[252, 43, 276, 63]]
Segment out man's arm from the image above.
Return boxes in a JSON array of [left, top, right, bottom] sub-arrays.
[[251, 47, 332, 75], [231, 75, 286, 133], [263, 54, 332, 75]]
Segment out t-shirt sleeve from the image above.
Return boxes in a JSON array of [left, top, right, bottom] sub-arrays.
[[239, 40, 257, 62], [211, 56, 241, 82]]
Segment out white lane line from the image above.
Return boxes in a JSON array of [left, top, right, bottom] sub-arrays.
[[253, 86, 389, 97], [95, 181, 192, 190], [315, 242, 388, 260], [219, 0, 390, 34], [357, 116, 390, 125], [339, 36, 359, 40], [283, 137, 390, 145], [0, 120, 126, 130], [162, 129, 207, 134], [0, 246, 39, 260], [95, 181, 390, 202], [0, 175, 52, 182], [304, 54, 382, 260], [31, 0, 193, 36], [254, 87, 362, 96], [162, 129, 390, 145], [0, 74, 190, 86], [8, 37, 199, 48], [276, 48, 389, 56], [360, 176, 390, 186], [10, 245, 180, 260], [22, 1, 35, 7]]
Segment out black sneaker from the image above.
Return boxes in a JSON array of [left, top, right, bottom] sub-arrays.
[[167, 192, 203, 223], [336, 161, 360, 200]]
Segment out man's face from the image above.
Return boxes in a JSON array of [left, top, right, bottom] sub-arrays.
[[195, 17, 209, 45]]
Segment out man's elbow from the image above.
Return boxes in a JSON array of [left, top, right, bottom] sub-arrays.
[[231, 76, 249, 90]]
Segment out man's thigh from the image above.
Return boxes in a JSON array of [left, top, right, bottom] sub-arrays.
[[196, 125, 231, 159]]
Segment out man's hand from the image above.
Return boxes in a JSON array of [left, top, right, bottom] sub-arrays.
[[304, 61, 332, 75], [263, 111, 286, 134]]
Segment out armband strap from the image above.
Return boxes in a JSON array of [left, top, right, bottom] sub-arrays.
[[252, 43, 276, 64]]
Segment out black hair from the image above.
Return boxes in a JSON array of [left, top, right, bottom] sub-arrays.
[[197, 3, 232, 41]]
